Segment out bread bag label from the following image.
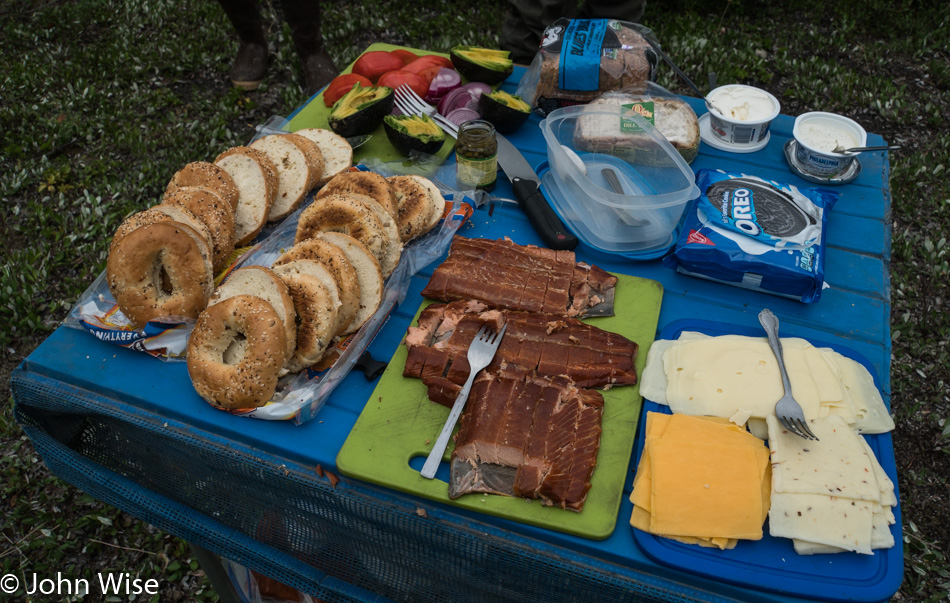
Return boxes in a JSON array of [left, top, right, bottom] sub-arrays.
[[557, 19, 610, 91], [620, 101, 655, 132]]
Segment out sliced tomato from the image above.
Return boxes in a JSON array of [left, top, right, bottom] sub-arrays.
[[351, 50, 406, 83], [403, 55, 453, 72], [322, 73, 373, 107], [390, 49, 419, 65], [377, 70, 429, 99]]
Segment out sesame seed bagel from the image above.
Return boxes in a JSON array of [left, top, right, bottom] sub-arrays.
[[342, 193, 403, 280], [274, 238, 360, 336], [316, 171, 398, 218], [107, 220, 214, 328], [151, 204, 215, 251], [209, 266, 297, 364], [311, 232, 383, 333], [187, 294, 287, 410], [214, 146, 279, 246], [273, 263, 341, 371], [292, 128, 352, 186], [163, 161, 240, 213], [388, 175, 434, 242], [249, 134, 320, 223], [163, 187, 236, 274], [294, 193, 387, 263], [409, 175, 445, 234]]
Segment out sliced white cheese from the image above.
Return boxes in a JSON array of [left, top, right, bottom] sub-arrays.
[[664, 337, 822, 420], [766, 415, 880, 501], [639, 338, 676, 405], [769, 492, 875, 555], [830, 352, 894, 434]]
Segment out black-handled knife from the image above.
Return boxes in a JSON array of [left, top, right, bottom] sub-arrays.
[[496, 134, 578, 250]]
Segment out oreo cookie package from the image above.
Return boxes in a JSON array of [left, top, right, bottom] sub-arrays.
[[664, 170, 839, 303]]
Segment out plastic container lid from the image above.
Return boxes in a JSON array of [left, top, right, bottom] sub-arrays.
[[540, 104, 700, 253]]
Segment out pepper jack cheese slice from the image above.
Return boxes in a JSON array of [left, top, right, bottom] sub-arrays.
[[768, 414, 879, 501], [769, 493, 875, 555]]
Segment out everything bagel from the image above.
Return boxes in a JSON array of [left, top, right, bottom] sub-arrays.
[[106, 220, 214, 328], [187, 294, 287, 410]]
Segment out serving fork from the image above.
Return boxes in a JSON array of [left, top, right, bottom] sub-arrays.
[[758, 309, 819, 441], [394, 85, 460, 139], [420, 322, 507, 479]]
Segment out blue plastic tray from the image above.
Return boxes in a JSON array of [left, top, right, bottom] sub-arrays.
[[631, 318, 903, 602]]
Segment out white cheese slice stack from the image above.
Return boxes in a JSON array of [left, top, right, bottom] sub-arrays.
[[638, 332, 894, 434], [765, 415, 896, 555]]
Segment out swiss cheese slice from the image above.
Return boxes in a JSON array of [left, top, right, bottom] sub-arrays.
[[663, 337, 822, 420]]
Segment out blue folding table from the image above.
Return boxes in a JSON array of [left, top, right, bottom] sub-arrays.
[[12, 64, 900, 602]]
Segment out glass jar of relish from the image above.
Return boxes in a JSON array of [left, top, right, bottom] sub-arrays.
[[455, 119, 497, 191]]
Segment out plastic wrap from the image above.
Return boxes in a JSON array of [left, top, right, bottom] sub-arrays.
[[515, 18, 659, 117], [579, 83, 701, 163]]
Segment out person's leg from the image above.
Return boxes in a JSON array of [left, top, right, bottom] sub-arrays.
[[277, 0, 337, 96], [580, 0, 646, 24], [217, 0, 269, 90], [500, 0, 579, 65]]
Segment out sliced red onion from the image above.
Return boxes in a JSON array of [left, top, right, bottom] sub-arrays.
[[424, 68, 462, 104], [439, 82, 494, 116], [445, 107, 481, 126]]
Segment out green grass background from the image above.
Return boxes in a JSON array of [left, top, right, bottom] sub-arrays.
[[2, 0, 949, 600]]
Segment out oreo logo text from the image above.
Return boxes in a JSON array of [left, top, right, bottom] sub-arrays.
[[730, 188, 760, 236]]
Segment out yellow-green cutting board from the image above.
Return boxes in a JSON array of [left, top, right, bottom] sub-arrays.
[[285, 43, 456, 164], [337, 273, 663, 540]]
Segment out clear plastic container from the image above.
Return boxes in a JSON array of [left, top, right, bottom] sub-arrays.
[[539, 104, 700, 253]]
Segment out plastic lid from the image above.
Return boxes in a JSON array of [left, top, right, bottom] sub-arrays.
[[539, 104, 699, 252]]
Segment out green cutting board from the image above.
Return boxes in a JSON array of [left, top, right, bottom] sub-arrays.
[[285, 43, 456, 164], [337, 273, 664, 540]]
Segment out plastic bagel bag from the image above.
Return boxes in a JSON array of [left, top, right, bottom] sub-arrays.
[[65, 152, 474, 424]]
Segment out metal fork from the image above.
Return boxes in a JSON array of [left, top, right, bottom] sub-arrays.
[[420, 322, 507, 478], [758, 309, 819, 441], [394, 85, 460, 138]]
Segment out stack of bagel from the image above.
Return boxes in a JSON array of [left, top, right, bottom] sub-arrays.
[[104, 124, 447, 410], [186, 170, 446, 410], [106, 128, 353, 328]]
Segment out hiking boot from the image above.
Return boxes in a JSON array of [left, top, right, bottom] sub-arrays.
[[230, 41, 269, 91], [300, 50, 337, 96]]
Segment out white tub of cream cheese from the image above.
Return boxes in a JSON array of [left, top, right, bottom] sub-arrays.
[[792, 112, 867, 177], [706, 84, 780, 146]]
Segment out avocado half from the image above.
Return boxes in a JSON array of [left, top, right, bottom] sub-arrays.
[[328, 83, 394, 137], [450, 46, 514, 85], [383, 113, 446, 156], [479, 90, 531, 134]]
